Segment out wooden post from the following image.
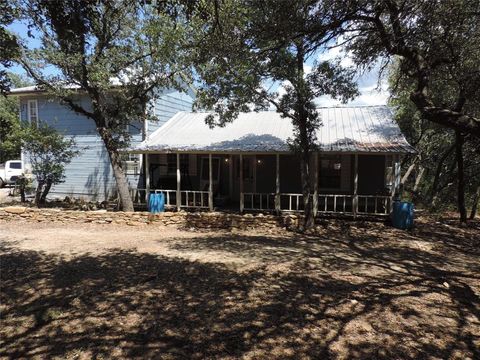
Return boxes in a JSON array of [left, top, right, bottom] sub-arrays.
[[391, 154, 401, 212], [208, 153, 213, 211], [275, 153, 280, 214], [228, 154, 233, 200], [313, 152, 318, 217], [239, 154, 244, 213], [145, 153, 150, 203], [353, 154, 358, 218], [176, 153, 181, 211]]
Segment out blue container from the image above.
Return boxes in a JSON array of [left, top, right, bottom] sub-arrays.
[[392, 201, 414, 230], [148, 192, 165, 214]]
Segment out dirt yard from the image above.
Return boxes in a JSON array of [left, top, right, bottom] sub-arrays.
[[1, 215, 479, 359]]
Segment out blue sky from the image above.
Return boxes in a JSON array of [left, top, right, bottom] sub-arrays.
[[7, 21, 388, 106]]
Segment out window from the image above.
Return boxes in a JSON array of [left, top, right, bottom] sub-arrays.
[[9, 162, 22, 169], [122, 154, 141, 175], [27, 100, 38, 125], [319, 155, 342, 189]]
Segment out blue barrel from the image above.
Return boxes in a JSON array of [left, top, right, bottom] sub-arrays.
[[148, 192, 165, 214], [392, 201, 414, 230]]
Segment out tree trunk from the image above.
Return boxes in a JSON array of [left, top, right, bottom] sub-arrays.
[[299, 147, 314, 230], [455, 131, 467, 222], [470, 185, 480, 220], [430, 143, 455, 202], [401, 157, 417, 185], [40, 179, 53, 204], [98, 128, 134, 212], [34, 180, 44, 207]]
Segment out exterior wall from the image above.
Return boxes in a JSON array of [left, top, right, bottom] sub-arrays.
[[148, 89, 194, 135], [20, 89, 193, 201]]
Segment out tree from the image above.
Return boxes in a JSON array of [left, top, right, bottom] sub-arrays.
[[0, 0, 20, 94], [0, 73, 32, 163], [389, 61, 480, 222], [311, 0, 480, 138], [190, 0, 358, 228], [20, 123, 79, 206], [18, 0, 192, 211]]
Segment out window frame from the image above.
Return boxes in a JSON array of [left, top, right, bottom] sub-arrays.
[[27, 99, 38, 125]]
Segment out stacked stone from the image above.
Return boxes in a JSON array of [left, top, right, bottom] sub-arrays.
[[0, 206, 301, 230]]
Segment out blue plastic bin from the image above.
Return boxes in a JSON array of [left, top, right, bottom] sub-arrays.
[[392, 201, 414, 230], [148, 192, 165, 214]]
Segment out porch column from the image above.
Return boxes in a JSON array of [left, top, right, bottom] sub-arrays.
[[391, 154, 401, 212], [313, 152, 318, 217], [145, 153, 150, 202], [239, 154, 244, 213], [228, 154, 233, 199], [275, 154, 280, 214], [208, 153, 213, 211], [353, 154, 358, 218], [176, 153, 181, 211]]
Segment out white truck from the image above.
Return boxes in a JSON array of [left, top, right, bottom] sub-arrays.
[[0, 160, 24, 187]]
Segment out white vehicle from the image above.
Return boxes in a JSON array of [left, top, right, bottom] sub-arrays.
[[0, 160, 24, 187]]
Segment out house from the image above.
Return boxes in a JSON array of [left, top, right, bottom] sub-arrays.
[[130, 106, 415, 216], [9, 85, 194, 200]]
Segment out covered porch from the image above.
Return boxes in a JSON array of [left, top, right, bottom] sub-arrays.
[[129, 151, 402, 217], [128, 106, 414, 216]]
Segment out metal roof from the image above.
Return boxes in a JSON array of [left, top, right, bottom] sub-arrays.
[[133, 106, 415, 154]]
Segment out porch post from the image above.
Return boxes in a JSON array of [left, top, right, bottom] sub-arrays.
[[228, 154, 233, 199], [145, 153, 150, 202], [313, 152, 318, 217], [353, 154, 358, 218], [275, 153, 280, 214], [176, 153, 181, 211], [208, 153, 213, 211], [391, 154, 401, 212], [239, 154, 244, 213]]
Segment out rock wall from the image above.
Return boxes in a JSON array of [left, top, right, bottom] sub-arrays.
[[0, 206, 300, 230]]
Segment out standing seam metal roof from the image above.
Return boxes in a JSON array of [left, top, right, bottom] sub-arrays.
[[133, 105, 415, 153]]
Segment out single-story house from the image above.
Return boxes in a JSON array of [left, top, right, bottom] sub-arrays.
[[130, 106, 415, 216], [9, 85, 194, 200]]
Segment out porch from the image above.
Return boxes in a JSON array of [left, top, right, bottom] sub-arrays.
[[128, 152, 401, 217]]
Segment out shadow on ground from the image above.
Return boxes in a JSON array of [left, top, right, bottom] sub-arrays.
[[1, 217, 479, 359]]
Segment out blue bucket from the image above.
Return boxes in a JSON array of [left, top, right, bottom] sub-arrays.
[[148, 192, 165, 214], [392, 201, 414, 230]]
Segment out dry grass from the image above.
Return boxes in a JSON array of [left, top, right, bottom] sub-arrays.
[[1, 215, 479, 359]]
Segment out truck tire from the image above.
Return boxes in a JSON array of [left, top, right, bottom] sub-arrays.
[[0, 178, 4, 188]]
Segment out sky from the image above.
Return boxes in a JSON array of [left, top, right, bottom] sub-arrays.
[[7, 21, 389, 107]]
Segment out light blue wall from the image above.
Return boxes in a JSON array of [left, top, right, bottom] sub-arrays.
[[148, 88, 194, 135], [20, 89, 193, 201]]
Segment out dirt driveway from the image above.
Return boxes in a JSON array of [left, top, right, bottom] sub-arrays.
[[1, 217, 479, 359]]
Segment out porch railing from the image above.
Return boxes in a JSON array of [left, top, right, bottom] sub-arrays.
[[128, 188, 209, 209], [241, 192, 392, 216]]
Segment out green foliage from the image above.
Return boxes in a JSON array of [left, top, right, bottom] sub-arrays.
[[0, 74, 32, 162], [19, 124, 79, 205], [389, 61, 480, 213], [0, 0, 20, 94]]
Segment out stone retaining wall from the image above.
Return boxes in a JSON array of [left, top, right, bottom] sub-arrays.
[[0, 206, 299, 230]]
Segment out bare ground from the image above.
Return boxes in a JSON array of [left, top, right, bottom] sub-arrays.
[[0, 216, 479, 359]]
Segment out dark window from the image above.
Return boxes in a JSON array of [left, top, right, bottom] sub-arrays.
[[319, 155, 341, 189], [9, 162, 22, 169]]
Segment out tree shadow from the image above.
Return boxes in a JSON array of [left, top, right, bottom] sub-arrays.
[[1, 218, 479, 359]]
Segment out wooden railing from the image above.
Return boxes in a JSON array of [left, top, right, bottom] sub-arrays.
[[241, 192, 391, 216], [242, 192, 276, 211], [128, 188, 209, 209]]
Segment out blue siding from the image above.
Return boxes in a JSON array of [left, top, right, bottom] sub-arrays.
[[149, 89, 194, 135], [19, 89, 192, 200]]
